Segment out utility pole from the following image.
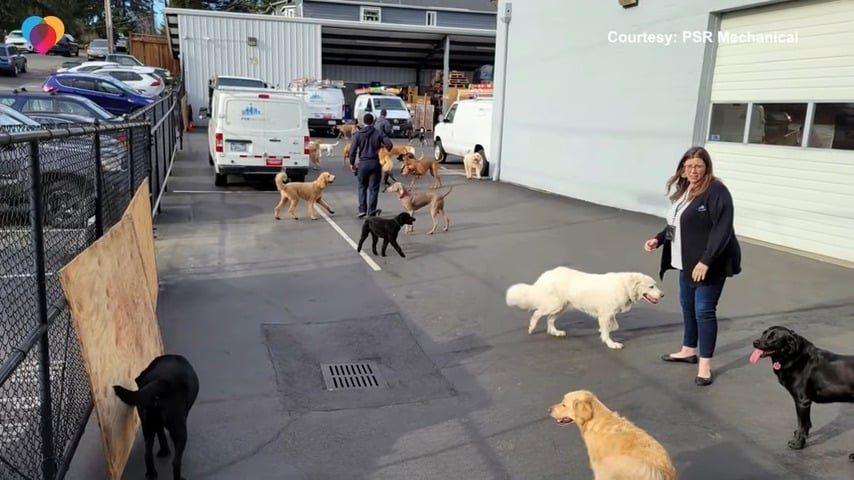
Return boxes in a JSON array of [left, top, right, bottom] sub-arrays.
[[104, 0, 114, 52]]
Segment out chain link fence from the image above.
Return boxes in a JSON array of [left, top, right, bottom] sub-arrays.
[[0, 83, 183, 479]]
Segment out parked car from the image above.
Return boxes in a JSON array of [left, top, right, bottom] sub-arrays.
[[433, 97, 493, 172], [0, 104, 96, 228], [87, 39, 109, 61], [24, 112, 128, 173], [3, 30, 33, 53], [115, 36, 128, 53], [0, 90, 119, 122], [42, 73, 156, 115], [94, 69, 166, 97], [57, 61, 120, 73], [0, 43, 27, 77], [47, 34, 80, 57], [104, 54, 171, 83]]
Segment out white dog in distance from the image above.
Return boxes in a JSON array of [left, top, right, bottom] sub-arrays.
[[505, 266, 664, 349], [318, 141, 339, 157]]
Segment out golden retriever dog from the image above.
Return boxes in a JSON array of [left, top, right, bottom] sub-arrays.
[[400, 152, 442, 189], [308, 142, 322, 170], [505, 266, 663, 349], [273, 171, 335, 220], [549, 390, 678, 480], [463, 150, 483, 180], [386, 181, 452, 235], [335, 123, 358, 138], [342, 141, 351, 165]]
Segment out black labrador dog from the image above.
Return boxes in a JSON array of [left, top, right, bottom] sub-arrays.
[[751, 325, 854, 460], [356, 212, 415, 258], [114, 354, 200, 480]]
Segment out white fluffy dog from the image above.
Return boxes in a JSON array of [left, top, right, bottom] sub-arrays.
[[463, 150, 483, 179], [505, 266, 664, 349]]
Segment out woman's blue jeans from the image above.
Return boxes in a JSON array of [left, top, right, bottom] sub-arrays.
[[678, 270, 726, 358]]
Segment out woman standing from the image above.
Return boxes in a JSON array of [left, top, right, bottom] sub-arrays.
[[643, 146, 742, 386]]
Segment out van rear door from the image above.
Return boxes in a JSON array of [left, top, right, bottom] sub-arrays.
[[220, 92, 309, 169], [305, 88, 344, 122]]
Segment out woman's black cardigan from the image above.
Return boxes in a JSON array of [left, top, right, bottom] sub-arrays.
[[654, 179, 742, 283]]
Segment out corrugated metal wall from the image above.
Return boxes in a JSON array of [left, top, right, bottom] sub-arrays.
[[323, 64, 417, 85], [177, 13, 322, 118]]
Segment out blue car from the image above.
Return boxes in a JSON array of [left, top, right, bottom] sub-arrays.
[[42, 72, 155, 115], [0, 43, 27, 77]]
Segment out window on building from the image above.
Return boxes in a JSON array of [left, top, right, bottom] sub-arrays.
[[360, 7, 381, 23], [426, 11, 437, 26], [747, 103, 807, 147], [809, 102, 854, 150], [707, 103, 747, 143]]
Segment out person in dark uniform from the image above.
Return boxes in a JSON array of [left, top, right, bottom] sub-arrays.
[[374, 109, 393, 136], [349, 113, 393, 218]]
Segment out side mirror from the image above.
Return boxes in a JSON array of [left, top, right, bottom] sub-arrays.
[[199, 107, 210, 119], [437, 114, 444, 123]]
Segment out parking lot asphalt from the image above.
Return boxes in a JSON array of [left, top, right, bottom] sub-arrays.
[[65, 130, 854, 479], [0, 52, 67, 91]]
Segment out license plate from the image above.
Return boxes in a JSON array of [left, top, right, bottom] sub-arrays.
[[393, 126, 400, 130], [266, 159, 282, 166], [327, 120, 336, 125], [230, 142, 247, 152]]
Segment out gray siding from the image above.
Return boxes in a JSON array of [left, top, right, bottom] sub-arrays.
[[302, 0, 496, 28], [437, 11, 495, 29], [302, 2, 359, 21]]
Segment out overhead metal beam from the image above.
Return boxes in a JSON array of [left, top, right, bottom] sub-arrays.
[[322, 33, 494, 48]]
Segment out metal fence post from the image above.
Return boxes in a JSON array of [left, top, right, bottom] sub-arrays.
[[128, 127, 135, 191], [29, 140, 58, 480], [93, 124, 105, 237]]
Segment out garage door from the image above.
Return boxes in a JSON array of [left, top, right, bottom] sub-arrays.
[[704, 0, 854, 263]]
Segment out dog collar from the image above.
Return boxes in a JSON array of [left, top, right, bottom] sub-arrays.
[[399, 189, 409, 199]]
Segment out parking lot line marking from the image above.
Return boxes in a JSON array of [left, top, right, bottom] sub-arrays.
[[315, 209, 382, 272]]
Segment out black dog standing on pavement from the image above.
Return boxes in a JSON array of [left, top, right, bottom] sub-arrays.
[[114, 354, 200, 480], [751, 325, 854, 461], [356, 212, 415, 258]]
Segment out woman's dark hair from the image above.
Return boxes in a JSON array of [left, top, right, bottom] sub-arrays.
[[666, 146, 716, 202]]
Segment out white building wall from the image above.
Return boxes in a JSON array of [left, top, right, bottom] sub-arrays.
[[491, 0, 795, 219], [177, 12, 322, 119]]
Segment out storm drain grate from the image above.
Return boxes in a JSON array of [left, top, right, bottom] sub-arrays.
[[320, 361, 386, 391]]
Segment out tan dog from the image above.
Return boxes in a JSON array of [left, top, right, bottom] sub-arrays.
[[273, 171, 336, 220], [335, 124, 358, 138], [548, 390, 678, 480], [342, 141, 351, 165], [400, 152, 442, 189], [386, 182, 451, 234], [308, 142, 322, 170], [463, 150, 483, 180], [381, 144, 415, 158]]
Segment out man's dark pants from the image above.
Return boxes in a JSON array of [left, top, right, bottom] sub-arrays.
[[356, 159, 381, 214]]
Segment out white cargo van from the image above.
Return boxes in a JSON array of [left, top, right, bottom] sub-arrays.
[[433, 97, 493, 175], [353, 93, 412, 137], [302, 86, 346, 136], [206, 87, 310, 187]]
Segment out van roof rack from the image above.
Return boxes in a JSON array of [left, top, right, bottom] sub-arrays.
[[354, 85, 402, 95], [288, 77, 345, 90]]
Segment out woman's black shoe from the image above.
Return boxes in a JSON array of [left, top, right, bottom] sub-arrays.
[[695, 373, 714, 386], [661, 354, 698, 364]]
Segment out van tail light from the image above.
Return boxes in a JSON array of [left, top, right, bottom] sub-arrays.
[[43, 84, 57, 92], [304, 136, 310, 154], [215, 133, 223, 152], [150, 80, 161, 87]]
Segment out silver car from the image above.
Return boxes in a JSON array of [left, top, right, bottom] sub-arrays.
[[87, 39, 109, 60]]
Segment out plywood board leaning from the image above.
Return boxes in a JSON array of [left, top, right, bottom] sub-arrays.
[[58, 212, 164, 480], [128, 178, 158, 308]]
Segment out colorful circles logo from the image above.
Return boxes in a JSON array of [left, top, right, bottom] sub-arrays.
[[21, 16, 65, 55]]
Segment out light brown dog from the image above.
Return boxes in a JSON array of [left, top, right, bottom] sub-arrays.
[[548, 390, 678, 480], [386, 182, 452, 234], [273, 171, 336, 220], [335, 124, 358, 138], [342, 141, 351, 165], [463, 150, 483, 180], [308, 142, 322, 170], [400, 152, 442, 189]]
